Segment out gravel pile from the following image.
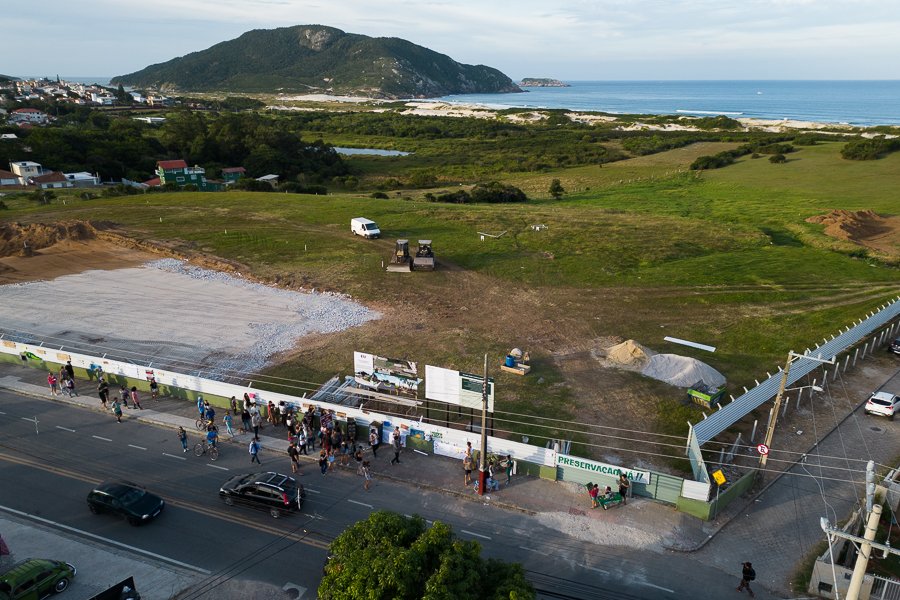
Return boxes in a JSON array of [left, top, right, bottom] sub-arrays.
[[641, 354, 726, 388]]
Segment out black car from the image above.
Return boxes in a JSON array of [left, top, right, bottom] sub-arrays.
[[86, 481, 165, 526], [889, 337, 900, 355], [219, 472, 305, 518]]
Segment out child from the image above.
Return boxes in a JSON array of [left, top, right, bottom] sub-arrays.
[[120, 385, 129, 408], [65, 377, 77, 397], [130, 386, 143, 410]]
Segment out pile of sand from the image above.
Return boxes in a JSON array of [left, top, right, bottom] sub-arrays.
[[641, 354, 726, 389], [605, 339, 655, 368], [805, 209, 889, 243], [0, 221, 96, 257]]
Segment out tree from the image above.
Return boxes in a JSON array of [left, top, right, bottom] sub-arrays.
[[548, 178, 564, 199], [320, 511, 534, 600], [769, 153, 787, 164], [116, 83, 129, 104]]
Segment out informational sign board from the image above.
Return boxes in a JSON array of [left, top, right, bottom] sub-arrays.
[[425, 365, 495, 412], [556, 454, 650, 484], [712, 469, 727, 486], [354, 351, 421, 398]]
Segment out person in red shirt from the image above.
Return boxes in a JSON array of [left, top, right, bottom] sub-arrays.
[[47, 372, 59, 396], [589, 483, 600, 508]]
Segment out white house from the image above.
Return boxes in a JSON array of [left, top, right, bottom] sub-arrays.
[[8, 108, 49, 125], [90, 93, 116, 105], [129, 91, 145, 103], [64, 172, 101, 187], [9, 161, 44, 185], [31, 171, 71, 189]]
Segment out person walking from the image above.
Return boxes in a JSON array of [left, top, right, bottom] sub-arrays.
[[240, 406, 251, 435], [369, 428, 379, 458], [737, 562, 756, 597], [251, 410, 262, 441], [618, 473, 630, 505], [318, 450, 328, 475], [64, 360, 75, 381], [64, 377, 77, 397], [249, 439, 261, 464], [97, 378, 109, 408], [390, 427, 402, 465], [149, 377, 159, 399], [463, 452, 474, 487], [362, 460, 372, 491], [354, 448, 364, 475], [197, 396, 206, 421], [298, 428, 309, 455], [112, 399, 123, 423], [504, 454, 514, 486], [223, 411, 234, 437], [119, 385, 129, 409], [130, 387, 143, 410], [230, 396, 238, 416], [178, 426, 188, 453], [288, 441, 300, 474], [47, 372, 59, 396]]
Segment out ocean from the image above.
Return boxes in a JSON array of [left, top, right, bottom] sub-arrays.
[[436, 81, 900, 127]]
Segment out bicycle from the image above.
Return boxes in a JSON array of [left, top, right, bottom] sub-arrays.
[[195, 417, 213, 431], [193, 441, 219, 461]]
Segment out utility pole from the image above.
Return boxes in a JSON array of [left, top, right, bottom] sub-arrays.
[[847, 504, 881, 600], [477, 353, 488, 496], [759, 351, 833, 473]]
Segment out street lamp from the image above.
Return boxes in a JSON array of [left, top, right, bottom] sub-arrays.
[[759, 351, 833, 471]]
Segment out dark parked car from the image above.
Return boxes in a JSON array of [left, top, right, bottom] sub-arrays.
[[86, 481, 165, 526], [889, 337, 900, 355], [219, 472, 305, 518], [0, 558, 76, 599]]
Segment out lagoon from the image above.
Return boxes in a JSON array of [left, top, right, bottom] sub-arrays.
[[334, 147, 411, 156]]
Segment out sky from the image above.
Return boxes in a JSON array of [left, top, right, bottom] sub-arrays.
[[5, 0, 900, 81]]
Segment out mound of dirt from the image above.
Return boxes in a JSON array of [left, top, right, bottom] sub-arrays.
[[605, 339, 655, 368], [641, 354, 726, 389], [805, 209, 889, 242], [0, 222, 96, 257]]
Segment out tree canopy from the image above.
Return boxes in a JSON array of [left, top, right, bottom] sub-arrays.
[[319, 511, 534, 600]]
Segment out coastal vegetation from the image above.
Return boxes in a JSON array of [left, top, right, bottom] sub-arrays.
[[840, 136, 900, 160]]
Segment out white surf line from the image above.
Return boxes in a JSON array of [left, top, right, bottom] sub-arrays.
[[92, 435, 112, 442], [0, 503, 210, 574], [636, 582, 674, 593], [461, 530, 491, 540], [55, 426, 76, 432], [347, 499, 374, 509], [162, 452, 187, 461], [205, 463, 229, 471], [128, 444, 147, 451]]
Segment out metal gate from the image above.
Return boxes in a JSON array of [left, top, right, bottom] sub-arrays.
[[872, 575, 900, 600]]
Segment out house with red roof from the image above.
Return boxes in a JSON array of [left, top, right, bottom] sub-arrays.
[[221, 166, 246, 184], [30, 171, 71, 189], [155, 159, 223, 191], [0, 169, 19, 186], [8, 107, 49, 125]]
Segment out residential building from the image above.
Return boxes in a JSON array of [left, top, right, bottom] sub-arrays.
[[64, 172, 101, 187], [221, 167, 246, 184], [0, 169, 19, 186], [8, 107, 49, 125], [256, 174, 280, 186], [9, 161, 44, 185], [155, 160, 222, 191], [30, 171, 71, 189]]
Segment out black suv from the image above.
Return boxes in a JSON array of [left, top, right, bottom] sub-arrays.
[[219, 472, 305, 518], [86, 481, 165, 526], [889, 337, 900, 355]]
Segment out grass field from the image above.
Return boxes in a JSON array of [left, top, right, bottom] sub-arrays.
[[2, 138, 897, 471]]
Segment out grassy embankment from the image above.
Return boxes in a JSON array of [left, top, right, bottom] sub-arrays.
[[2, 140, 897, 464]]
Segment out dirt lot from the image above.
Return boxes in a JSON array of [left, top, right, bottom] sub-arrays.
[[0, 221, 896, 477]]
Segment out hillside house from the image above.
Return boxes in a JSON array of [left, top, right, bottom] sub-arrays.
[[64, 172, 101, 187], [30, 171, 71, 189], [8, 108, 49, 125], [9, 161, 44, 185], [0, 169, 19, 186], [155, 160, 222, 191], [221, 167, 246, 184]]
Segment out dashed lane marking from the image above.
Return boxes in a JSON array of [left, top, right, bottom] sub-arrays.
[[205, 463, 229, 471], [461, 529, 491, 540], [128, 444, 147, 450], [637, 582, 674, 593], [519, 546, 542, 553], [305, 488, 321, 494], [56, 426, 76, 432], [347, 499, 373, 509], [92, 435, 112, 442], [162, 452, 187, 461]]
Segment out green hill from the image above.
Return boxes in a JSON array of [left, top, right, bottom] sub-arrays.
[[112, 25, 523, 99]]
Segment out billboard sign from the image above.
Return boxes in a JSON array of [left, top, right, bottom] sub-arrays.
[[425, 365, 495, 412], [354, 352, 421, 398]]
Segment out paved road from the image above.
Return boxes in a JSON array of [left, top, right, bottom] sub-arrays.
[[0, 387, 782, 600]]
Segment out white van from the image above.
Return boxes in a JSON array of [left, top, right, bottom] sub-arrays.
[[351, 217, 381, 239]]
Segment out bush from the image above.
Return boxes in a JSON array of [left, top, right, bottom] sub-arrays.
[[232, 178, 275, 192], [769, 153, 787, 164], [279, 182, 327, 195], [371, 191, 389, 199], [841, 137, 900, 160]]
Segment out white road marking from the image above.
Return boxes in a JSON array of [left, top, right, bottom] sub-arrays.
[[55, 426, 76, 432], [205, 463, 229, 471], [92, 435, 112, 442], [305, 488, 321, 494], [20, 417, 36, 423], [637, 582, 674, 593], [128, 444, 147, 450], [0, 411, 7, 414], [461, 529, 491, 540], [0, 504, 210, 574], [162, 452, 187, 461], [582, 564, 610, 575], [347, 499, 373, 509], [518, 545, 542, 553]]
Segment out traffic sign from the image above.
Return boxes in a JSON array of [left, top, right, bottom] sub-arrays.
[[757, 444, 769, 455]]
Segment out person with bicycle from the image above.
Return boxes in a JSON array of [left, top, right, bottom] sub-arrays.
[[206, 426, 218, 449], [205, 402, 215, 424]]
